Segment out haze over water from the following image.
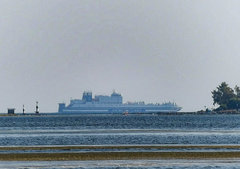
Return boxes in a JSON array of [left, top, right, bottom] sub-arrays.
[[1, 1, 240, 112]]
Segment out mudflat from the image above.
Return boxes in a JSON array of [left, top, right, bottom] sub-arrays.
[[1, 145, 240, 150], [1, 145, 240, 161], [1, 152, 240, 161]]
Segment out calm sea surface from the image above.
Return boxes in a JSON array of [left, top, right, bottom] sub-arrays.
[[1, 114, 240, 146], [1, 113, 240, 168]]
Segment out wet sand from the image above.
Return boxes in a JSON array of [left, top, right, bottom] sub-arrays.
[[1, 145, 240, 151], [1, 145, 240, 161], [1, 152, 240, 161]]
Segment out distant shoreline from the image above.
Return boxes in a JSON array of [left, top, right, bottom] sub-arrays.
[[1, 111, 240, 116], [0, 111, 240, 117]]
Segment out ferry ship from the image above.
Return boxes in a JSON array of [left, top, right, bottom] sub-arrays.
[[58, 91, 181, 114]]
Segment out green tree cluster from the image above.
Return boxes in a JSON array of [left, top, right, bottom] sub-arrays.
[[212, 82, 240, 111]]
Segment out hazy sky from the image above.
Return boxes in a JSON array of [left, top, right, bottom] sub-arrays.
[[1, 0, 240, 112]]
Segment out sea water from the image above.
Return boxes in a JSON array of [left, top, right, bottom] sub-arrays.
[[2, 160, 240, 169], [1, 114, 240, 168], [1, 114, 240, 146]]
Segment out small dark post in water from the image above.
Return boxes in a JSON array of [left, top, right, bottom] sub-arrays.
[[23, 105, 25, 115], [35, 101, 39, 114], [8, 108, 15, 115]]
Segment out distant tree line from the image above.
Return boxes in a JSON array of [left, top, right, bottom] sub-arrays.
[[212, 82, 240, 111]]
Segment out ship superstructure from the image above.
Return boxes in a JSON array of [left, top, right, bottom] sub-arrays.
[[58, 91, 181, 114]]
